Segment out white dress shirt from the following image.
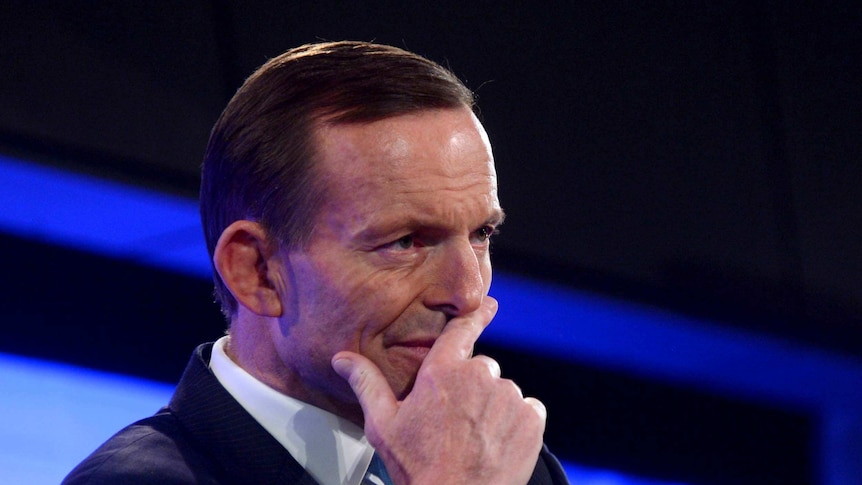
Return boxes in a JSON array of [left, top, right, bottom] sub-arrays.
[[209, 336, 376, 485]]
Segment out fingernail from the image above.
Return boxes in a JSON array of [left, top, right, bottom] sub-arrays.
[[331, 357, 351, 376]]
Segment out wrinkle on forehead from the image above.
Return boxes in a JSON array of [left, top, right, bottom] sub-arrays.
[[340, 169, 501, 238], [380, 116, 494, 173], [311, 108, 500, 238], [315, 108, 495, 182]]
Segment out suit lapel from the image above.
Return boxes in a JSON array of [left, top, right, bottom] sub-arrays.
[[169, 343, 320, 485]]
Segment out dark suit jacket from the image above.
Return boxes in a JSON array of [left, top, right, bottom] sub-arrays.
[[63, 343, 570, 484]]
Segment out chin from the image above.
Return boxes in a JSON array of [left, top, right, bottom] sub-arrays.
[[388, 373, 419, 401]]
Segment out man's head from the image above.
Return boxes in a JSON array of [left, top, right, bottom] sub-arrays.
[[201, 41, 475, 318], [201, 41, 502, 423]]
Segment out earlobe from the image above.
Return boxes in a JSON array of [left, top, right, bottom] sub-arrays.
[[213, 220, 284, 317]]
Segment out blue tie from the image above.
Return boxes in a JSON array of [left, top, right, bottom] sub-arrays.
[[362, 452, 393, 485]]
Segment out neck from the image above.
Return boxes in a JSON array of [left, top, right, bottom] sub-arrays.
[[224, 321, 367, 428]]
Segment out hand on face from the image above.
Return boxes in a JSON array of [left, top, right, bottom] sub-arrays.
[[331, 296, 547, 485]]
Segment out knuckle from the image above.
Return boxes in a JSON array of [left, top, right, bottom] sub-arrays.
[[471, 355, 500, 377], [505, 378, 523, 398], [418, 359, 443, 376], [523, 396, 548, 422]]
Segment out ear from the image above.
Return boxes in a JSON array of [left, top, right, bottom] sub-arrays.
[[213, 220, 284, 317]]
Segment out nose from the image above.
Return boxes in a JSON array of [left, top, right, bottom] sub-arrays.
[[423, 239, 487, 318]]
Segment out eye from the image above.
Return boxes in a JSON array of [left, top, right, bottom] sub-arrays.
[[385, 235, 415, 250], [474, 225, 498, 243]]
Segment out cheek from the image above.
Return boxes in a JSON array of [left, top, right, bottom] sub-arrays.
[[290, 246, 433, 341], [349, 272, 418, 326], [298, 262, 414, 338], [481, 253, 493, 292]]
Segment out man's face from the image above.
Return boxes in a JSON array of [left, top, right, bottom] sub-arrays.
[[272, 107, 502, 415]]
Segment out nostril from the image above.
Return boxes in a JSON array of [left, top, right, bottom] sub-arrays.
[[427, 303, 460, 321]]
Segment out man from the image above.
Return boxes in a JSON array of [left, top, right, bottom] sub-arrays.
[[64, 41, 569, 485]]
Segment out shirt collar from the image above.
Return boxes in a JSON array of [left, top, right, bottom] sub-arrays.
[[210, 336, 375, 485]]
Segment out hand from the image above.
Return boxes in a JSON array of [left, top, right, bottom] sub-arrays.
[[331, 297, 547, 485]]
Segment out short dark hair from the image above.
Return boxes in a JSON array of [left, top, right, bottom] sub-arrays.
[[200, 41, 475, 318]]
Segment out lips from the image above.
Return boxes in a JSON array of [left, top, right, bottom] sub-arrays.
[[382, 327, 440, 349], [387, 336, 436, 361], [380, 316, 446, 365], [393, 337, 436, 349]]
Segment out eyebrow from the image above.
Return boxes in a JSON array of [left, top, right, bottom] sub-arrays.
[[488, 209, 506, 228], [354, 208, 506, 242]]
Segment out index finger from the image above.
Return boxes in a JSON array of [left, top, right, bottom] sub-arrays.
[[425, 296, 498, 363]]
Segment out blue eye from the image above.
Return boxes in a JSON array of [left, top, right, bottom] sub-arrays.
[[475, 226, 497, 243], [391, 235, 414, 249]]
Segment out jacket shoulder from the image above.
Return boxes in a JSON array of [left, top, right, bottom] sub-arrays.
[[62, 409, 223, 485], [528, 444, 571, 485]]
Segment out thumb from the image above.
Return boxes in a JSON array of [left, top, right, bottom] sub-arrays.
[[332, 351, 399, 432]]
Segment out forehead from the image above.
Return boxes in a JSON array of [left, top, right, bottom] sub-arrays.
[[313, 108, 499, 220]]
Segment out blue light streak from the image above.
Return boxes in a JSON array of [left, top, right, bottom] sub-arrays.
[[3, 153, 862, 483]]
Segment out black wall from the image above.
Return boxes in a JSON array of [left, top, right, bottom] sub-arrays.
[[3, 1, 860, 354]]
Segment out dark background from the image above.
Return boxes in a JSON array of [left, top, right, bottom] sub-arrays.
[[2, 2, 860, 484]]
